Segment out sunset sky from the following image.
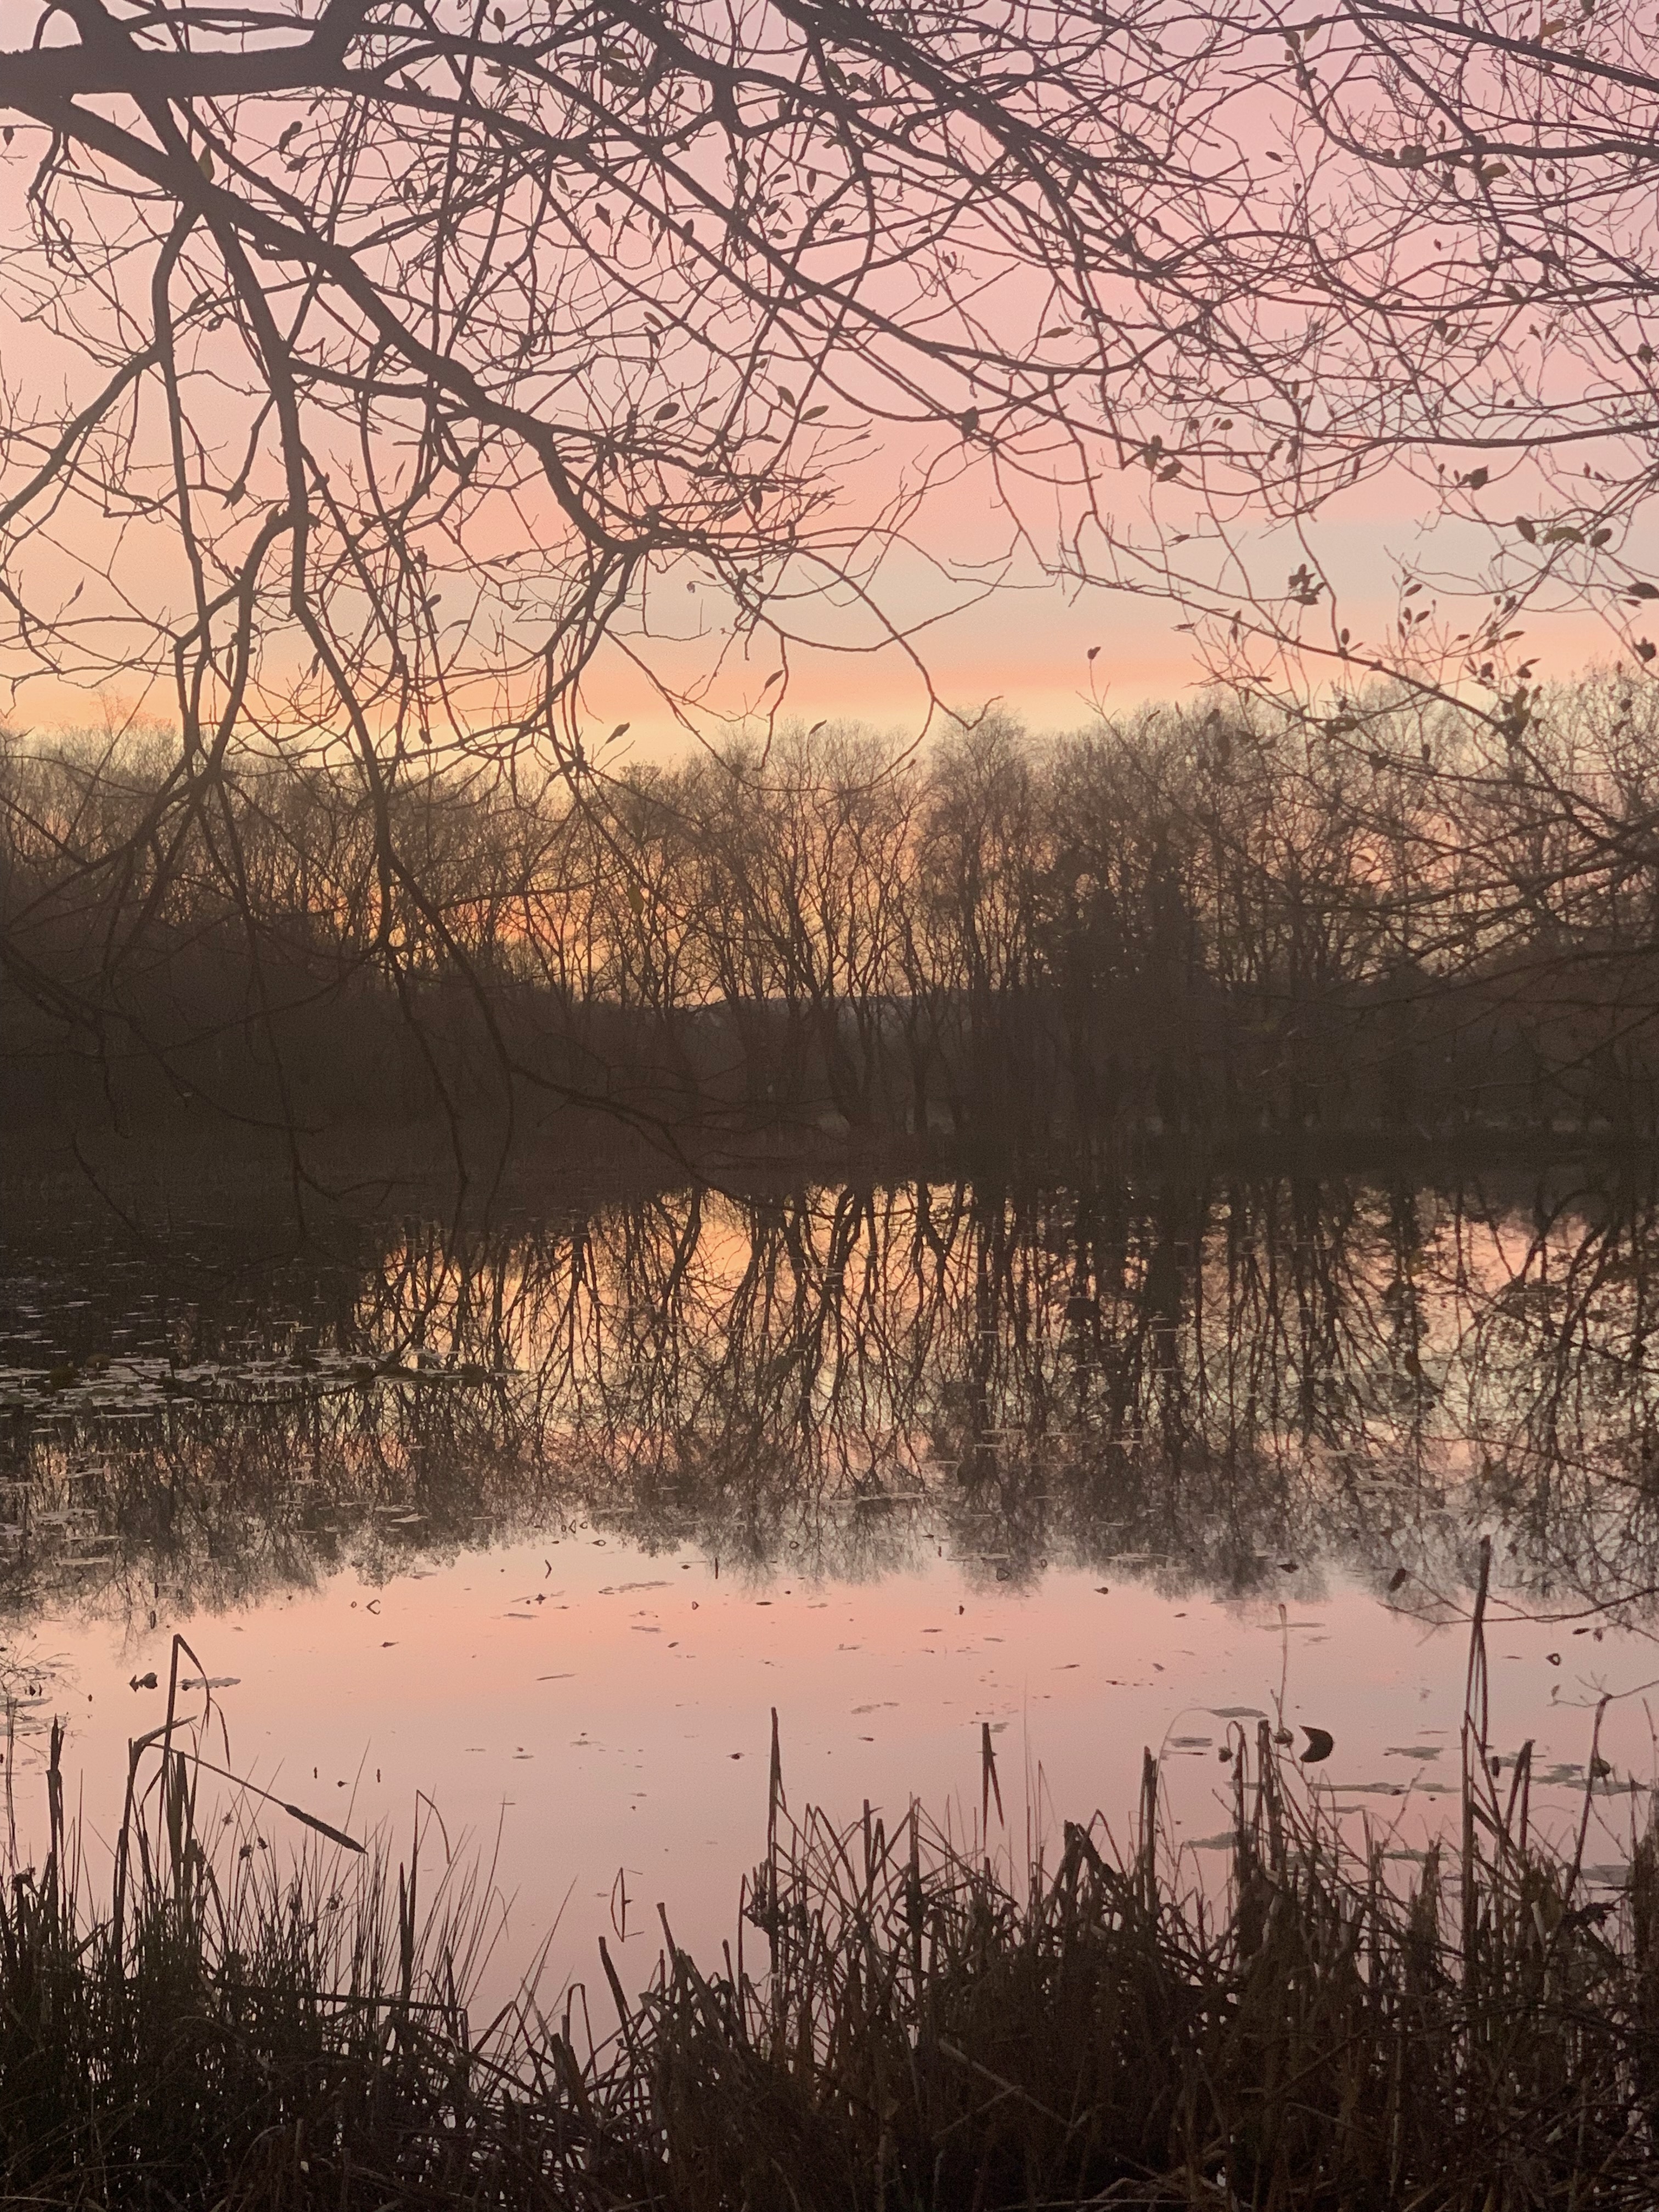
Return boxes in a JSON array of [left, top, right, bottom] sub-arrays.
[[566, 472, 1624, 768], [0, 0, 1648, 766]]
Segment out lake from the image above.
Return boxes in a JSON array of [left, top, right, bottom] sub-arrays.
[[3, 1158, 1656, 2000]]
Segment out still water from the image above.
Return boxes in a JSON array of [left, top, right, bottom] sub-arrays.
[[3, 1163, 1657, 1994]]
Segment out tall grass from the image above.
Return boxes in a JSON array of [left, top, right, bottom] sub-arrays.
[[3, 1566, 1658, 2208]]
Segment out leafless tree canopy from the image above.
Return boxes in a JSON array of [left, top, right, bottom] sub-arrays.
[[10, 0, 1659, 704], [0, 0, 1260, 1113], [13, 684, 1659, 1152], [0, 0, 1254, 748], [7, 0, 1659, 1153], [1132, 0, 1659, 702]]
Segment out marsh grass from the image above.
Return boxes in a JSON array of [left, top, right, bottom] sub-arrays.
[[4, 1564, 1659, 2208]]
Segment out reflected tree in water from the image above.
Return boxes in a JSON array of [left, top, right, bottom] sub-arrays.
[[7, 1169, 1659, 1629]]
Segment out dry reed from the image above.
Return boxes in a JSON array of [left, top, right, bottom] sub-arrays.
[[2, 1555, 1657, 2208]]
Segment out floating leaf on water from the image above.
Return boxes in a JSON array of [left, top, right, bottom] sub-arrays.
[[1301, 1726, 1334, 1764]]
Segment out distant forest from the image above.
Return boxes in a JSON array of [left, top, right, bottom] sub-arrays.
[[7, 678, 1659, 1150]]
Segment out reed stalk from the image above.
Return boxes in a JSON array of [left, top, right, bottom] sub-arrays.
[[1, 1593, 1656, 2207]]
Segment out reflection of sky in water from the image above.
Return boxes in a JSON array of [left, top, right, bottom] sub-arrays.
[[0, 1531, 1647, 2007], [3, 1166, 1659, 1997]]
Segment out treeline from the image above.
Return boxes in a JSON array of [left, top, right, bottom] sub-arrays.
[[6, 678, 1659, 1144]]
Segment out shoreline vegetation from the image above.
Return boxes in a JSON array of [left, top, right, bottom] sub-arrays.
[[12, 1106, 1659, 1198], [14, 681, 1659, 1170], [4, 1564, 1658, 2209]]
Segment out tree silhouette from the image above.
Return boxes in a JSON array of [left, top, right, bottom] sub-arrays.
[[0, 0, 1273, 1152], [8, 0, 1659, 1168]]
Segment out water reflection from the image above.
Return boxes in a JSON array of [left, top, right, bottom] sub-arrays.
[[5, 1167, 1659, 1627]]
